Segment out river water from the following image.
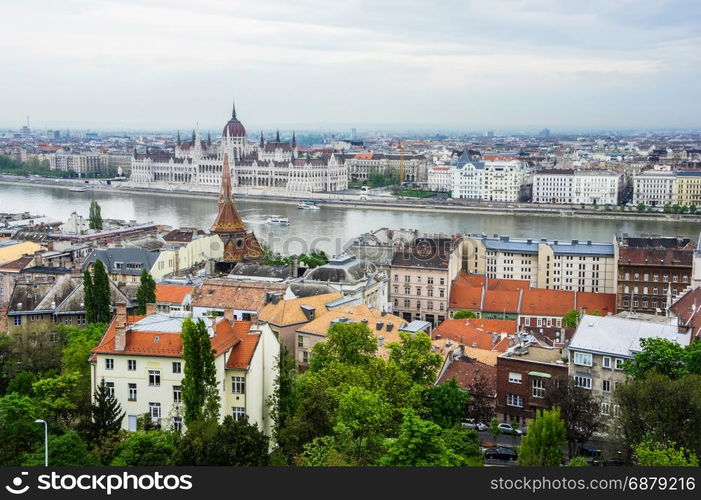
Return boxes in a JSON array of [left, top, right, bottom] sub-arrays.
[[1, 183, 699, 255]]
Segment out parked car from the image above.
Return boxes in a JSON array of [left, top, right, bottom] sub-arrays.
[[497, 423, 523, 435], [484, 447, 518, 461], [461, 419, 488, 431]]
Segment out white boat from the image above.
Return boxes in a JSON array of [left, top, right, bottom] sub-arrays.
[[68, 187, 87, 192], [266, 215, 290, 225], [297, 201, 320, 210]]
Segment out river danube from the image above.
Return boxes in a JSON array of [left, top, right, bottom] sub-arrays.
[[1, 183, 699, 255]]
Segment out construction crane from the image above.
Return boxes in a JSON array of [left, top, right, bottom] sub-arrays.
[[398, 140, 405, 184]]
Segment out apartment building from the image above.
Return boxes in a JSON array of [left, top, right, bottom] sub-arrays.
[[90, 304, 279, 434], [532, 169, 575, 203], [390, 236, 463, 326], [674, 171, 701, 206], [532, 170, 623, 205], [462, 234, 618, 293], [567, 314, 690, 420], [427, 165, 452, 192], [450, 151, 533, 202], [632, 167, 676, 206]]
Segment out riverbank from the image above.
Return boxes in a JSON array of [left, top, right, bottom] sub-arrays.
[[2, 175, 701, 223]]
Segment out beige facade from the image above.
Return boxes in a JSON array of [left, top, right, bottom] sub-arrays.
[[674, 172, 701, 206], [151, 234, 224, 280]]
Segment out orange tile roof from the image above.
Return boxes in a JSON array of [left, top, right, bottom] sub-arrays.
[[574, 291, 616, 315], [226, 332, 260, 369], [192, 280, 286, 311], [520, 288, 574, 316], [156, 284, 194, 304], [434, 319, 513, 352], [354, 153, 373, 160], [482, 290, 521, 314], [259, 292, 343, 326]]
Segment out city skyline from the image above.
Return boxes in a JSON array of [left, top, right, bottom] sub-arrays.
[[1, 0, 700, 130]]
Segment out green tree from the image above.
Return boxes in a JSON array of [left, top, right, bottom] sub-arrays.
[[624, 337, 688, 380], [111, 431, 175, 466], [636, 202, 646, 212], [135, 268, 156, 315], [0, 393, 41, 465], [567, 456, 589, 466], [686, 341, 701, 375], [32, 372, 87, 429], [83, 269, 96, 323], [379, 409, 463, 466], [690, 204, 697, 214], [424, 378, 469, 429], [89, 200, 103, 230], [267, 344, 297, 451], [91, 260, 112, 324], [544, 377, 602, 457], [181, 318, 219, 425], [87, 378, 125, 444], [633, 440, 699, 466], [387, 331, 441, 385], [23, 431, 98, 466], [442, 426, 482, 465], [333, 386, 390, 465], [489, 418, 501, 443], [562, 310, 580, 328], [300, 435, 352, 466], [61, 323, 107, 377], [6, 371, 38, 396], [518, 408, 567, 466], [309, 322, 377, 371], [453, 310, 477, 320]]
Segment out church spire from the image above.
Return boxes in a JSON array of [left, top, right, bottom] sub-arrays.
[[176, 130, 181, 146], [207, 131, 211, 145], [232, 99, 237, 119], [219, 153, 232, 203], [275, 129, 280, 143], [260, 131, 264, 147], [292, 131, 296, 147]]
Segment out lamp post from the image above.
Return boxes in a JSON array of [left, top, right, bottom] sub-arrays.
[[34, 419, 48, 467]]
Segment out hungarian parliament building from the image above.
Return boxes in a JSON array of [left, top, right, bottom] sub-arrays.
[[129, 103, 348, 194]]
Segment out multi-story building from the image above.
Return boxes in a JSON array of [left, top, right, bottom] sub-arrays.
[[389, 236, 462, 326], [130, 103, 348, 194], [533, 169, 623, 205], [50, 152, 107, 175], [90, 304, 279, 434], [496, 345, 567, 426], [451, 152, 533, 202], [344, 152, 428, 183], [616, 236, 694, 314], [462, 234, 618, 293], [632, 166, 676, 207], [674, 171, 701, 206], [427, 165, 452, 192], [567, 314, 690, 421]]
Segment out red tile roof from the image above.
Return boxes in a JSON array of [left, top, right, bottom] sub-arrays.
[[156, 284, 194, 304], [434, 319, 513, 352], [226, 332, 260, 369]]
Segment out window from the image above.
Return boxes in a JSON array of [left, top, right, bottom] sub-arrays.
[[128, 383, 137, 401], [148, 370, 161, 387], [232, 407, 245, 421], [173, 385, 182, 403], [105, 358, 114, 370], [439, 289, 445, 298], [602, 379, 611, 392], [394, 275, 398, 282], [172, 362, 182, 374], [416, 288, 421, 296], [532, 379, 545, 398], [506, 394, 524, 407], [298, 335, 304, 348], [601, 402, 611, 415], [172, 416, 183, 433], [613, 405, 621, 417], [232, 376, 245, 394], [602, 356, 611, 369], [149, 402, 161, 422], [537, 318, 543, 327], [573, 352, 593, 366], [302, 351, 310, 364], [574, 375, 592, 389], [105, 381, 115, 398], [404, 286, 411, 295], [404, 275, 410, 283], [440, 278, 445, 286], [508, 372, 522, 384], [614, 358, 624, 370], [127, 359, 136, 371], [13, 316, 21, 326]]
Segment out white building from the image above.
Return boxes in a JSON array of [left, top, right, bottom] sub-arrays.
[[532, 169, 622, 205], [450, 151, 533, 202], [427, 165, 452, 192], [632, 166, 676, 207], [129, 102, 348, 194], [568, 314, 690, 419], [91, 304, 279, 434]]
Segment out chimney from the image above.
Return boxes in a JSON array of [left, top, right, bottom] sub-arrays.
[[377, 335, 385, 347], [146, 303, 157, 316], [250, 312, 259, 326], [114, 325, 126, 351], [224, 307, 235, 324], [115, 302, 127, 327]]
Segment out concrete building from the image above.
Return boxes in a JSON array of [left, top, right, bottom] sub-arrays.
[[632, 166, 676, 207], [533, 170, 623, 205], [532, 169, 575, 204], [674, 170, 701, 206], [451, 152, 533, 202], [344, 152, 428, 183], [567, 314, 691, 420], [427, 165, 452, 192], [462, 234, 618, 293], [90, 304, 279, 434], [389, 236, 463, 326]]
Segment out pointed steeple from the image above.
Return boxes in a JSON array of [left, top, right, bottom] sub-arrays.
[[260, 131, 264, 147], [275, 129, 280, 143], [232, 99, 237, 119], [191, 129, 195, 143], [292, 131, 296, 147], [219, 153, 232, 203], [176, 130, 181, 146], [207, 131, 211, 145]]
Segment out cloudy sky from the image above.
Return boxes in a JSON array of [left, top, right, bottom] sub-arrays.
[[1, 0, 699, 131]]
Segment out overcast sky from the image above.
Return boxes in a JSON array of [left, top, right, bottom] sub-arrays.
[[1, 0, 700, 131]]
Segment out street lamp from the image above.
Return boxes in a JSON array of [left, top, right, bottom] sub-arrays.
[[34, 419, 48, 467]]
